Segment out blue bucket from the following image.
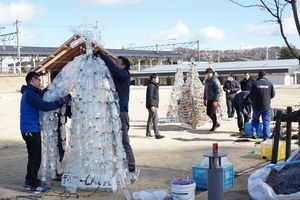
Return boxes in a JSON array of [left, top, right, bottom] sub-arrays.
[[244, 122, 263, 137]]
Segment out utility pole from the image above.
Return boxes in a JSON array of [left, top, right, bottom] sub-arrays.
[[0, 27, 4, 73], [266, 46, 269, 60], [15, 20, 21, 75], [197, 40, 200, 62], [0, 22, 18, 74]]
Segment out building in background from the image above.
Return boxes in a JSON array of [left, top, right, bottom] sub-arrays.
[[131, 59, 300, 86]]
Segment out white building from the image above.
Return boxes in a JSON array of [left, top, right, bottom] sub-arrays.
[[131, 59, 300, 86]]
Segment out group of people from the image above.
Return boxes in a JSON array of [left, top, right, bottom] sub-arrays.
[[20, 50, 142, 193], [203, 68, 275, 142], [145, 67, 276, 145], [20, 48, 275, 193]]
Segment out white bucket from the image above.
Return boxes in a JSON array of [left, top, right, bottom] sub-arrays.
[[171, 182, 196, 200]]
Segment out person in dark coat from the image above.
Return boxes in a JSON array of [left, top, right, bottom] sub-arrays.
[[95, 50, 140, 184], [223, 73, 240, 119], [203, 68, 222, 131], [50, 71, 72, 181], [20, 72, 70, 192], [146, 73, 165, 139], [249, 71, 275, 141], [240, 72, 254, 91], [233, 91, 251, 136]]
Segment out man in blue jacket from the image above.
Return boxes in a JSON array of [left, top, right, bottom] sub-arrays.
[[95, 50, 140, 184], [20, 72, 69, 193], [250, 71, 275, 141]]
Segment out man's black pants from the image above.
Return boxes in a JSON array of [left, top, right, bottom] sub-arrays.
[[226, 96, 235, 118], [233, 103, 251, 131], [120, 112, 136, 172], [22, 132, 41, 187], [206, 100, 218, 128]]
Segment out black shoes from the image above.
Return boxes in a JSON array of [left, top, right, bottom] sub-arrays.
[[155, 135, 165, 139], [210, 123, 221, 132], [209, 127, 216, 132], [146, 134, 165, 139]]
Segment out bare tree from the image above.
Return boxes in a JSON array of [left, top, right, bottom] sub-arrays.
[[230, 0, 300, 64]]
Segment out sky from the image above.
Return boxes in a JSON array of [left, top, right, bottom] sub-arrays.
[[0, 0, 299, 50]]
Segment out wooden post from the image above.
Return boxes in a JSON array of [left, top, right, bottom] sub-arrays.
[[271, 110, 282, 164], [286, 106, 292, 160]]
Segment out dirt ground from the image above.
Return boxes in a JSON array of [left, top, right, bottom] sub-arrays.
[[0, 76, 299, 199]]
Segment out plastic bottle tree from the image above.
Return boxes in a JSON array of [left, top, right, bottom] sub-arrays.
[[166, 67, 184, 122], [178, 61, 207, 129], [41, 28, 129, 197]]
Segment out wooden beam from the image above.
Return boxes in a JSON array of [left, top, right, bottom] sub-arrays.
[[33, 34, 118, 73], [286, 106, 293, 160], [36, 48, 69, 73], [281, 115, 300, 122], [33, 35, 79, 72], [95, 45, 117, 62], [271, 110, 283, 164]]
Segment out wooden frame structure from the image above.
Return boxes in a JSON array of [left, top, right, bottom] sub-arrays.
[[271, 107, 300, 164], [33, 34, 116, 74]]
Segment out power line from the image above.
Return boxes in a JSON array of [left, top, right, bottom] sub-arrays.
[[0, 20, 21, 75], [0, 30, 17, 42], [22, 23, 70, 28], [126, 40, 200, 61]]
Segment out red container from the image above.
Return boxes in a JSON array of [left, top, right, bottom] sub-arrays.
[[213, 143, 218, 154]]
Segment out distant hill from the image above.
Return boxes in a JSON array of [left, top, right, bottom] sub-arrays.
[[176, 46, 282, 62]]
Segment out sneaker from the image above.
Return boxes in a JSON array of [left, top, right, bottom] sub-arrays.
[[155, 135, 165, 139], [146, 134, 153, 137], [251, 135, 257, 139], [129, 168, 140, 184], [30, 185, 49, 193]]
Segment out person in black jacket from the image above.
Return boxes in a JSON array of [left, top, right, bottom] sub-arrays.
[[50, 71, 72, 181], [249, 71, 275, 141], [240, 72, 255, 91], [146, 73, 164, 139], [223, 73, 240, 119], [95, 50, 139, 184], [203, 68, 222, 131], [233, 91, 251, 136]]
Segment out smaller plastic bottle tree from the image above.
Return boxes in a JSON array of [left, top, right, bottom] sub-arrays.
[[178, 61, 207, 129], [166, 67, 184, 123]]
